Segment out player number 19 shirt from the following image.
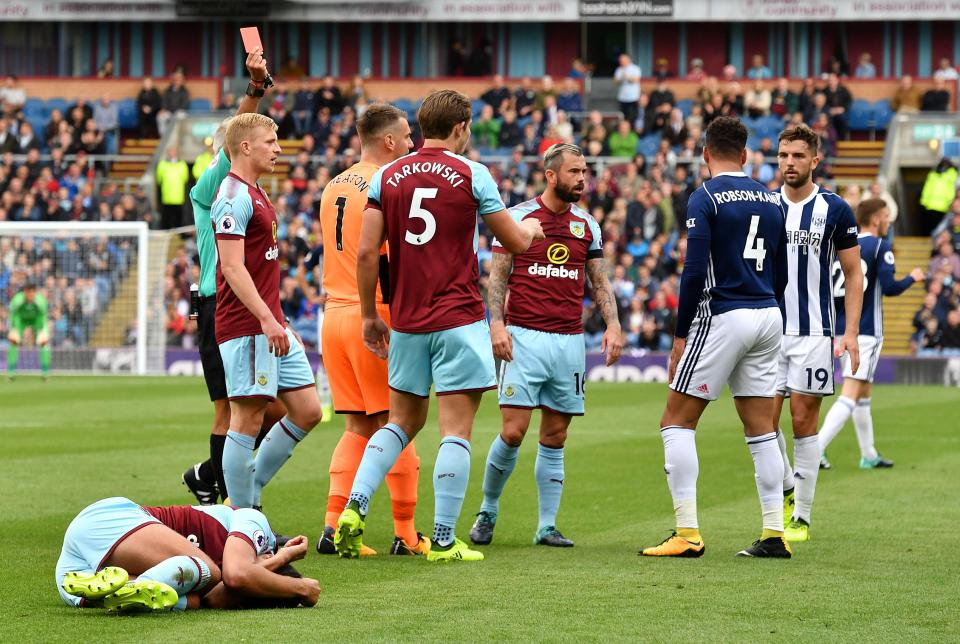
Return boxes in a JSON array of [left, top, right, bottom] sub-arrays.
[[367, 147, 505, 333]]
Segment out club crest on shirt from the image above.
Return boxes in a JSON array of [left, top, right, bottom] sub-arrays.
[[257, 372, 268, 386], [271, 220, 278, 242], [503, 385, 516, 398], [569, 221, 585, 238]]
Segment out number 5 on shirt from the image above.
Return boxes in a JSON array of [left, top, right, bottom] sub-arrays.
[[406, 187, 438, 246]]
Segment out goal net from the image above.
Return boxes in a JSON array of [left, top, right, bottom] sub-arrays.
[[0, 222, 169, 375]]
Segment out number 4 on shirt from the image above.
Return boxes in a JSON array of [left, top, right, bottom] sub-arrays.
[[743, 214, 766, 271]]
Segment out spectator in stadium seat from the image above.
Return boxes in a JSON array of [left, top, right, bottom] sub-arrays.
[[93, 95, 119, 154], [498, 109, 523, 149], [17, 122, 39, 152], [467, 37, 494, 76], [797, 77, 818, 115], [0, 118, 19, 154], [921, 77, 951, 112], [291, 78, 314, 137], [812, 112, 838, 158], [854, 52, 876, 79], [648, 79, 675, 112], [747, 54, 773, 80], [217, 93, 237, 111], [280, 55, 305, 79], [97, 57, 115, 78], [481, 74, 511, 116], [685, 57, 706, 82], [769, 78, 798, 119], [940, 309, 960, 350], [721, 64, 738, 82], [803, 91, 829, 126], [470, 104, 500, 151], [514, 77, 537, 117], [314, 76, 345, 117], [653, 57, 672, 81], [615, 53, 642, 127], [662, 108, 688, 146], [556, 78, 583, 115], [0, 75, 25, 118], [928, 240, 960, 280], [136, 77, 162, 138], [607, 119, 639, 158], [745, 79, 772, 118], [825, 73, 852, 139], [934, 57, 959, 81], [157, 71, 190, 137], [892, 75, 922, 113]]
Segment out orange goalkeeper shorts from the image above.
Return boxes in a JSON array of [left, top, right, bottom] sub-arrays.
[[321, 303, 390, 416]]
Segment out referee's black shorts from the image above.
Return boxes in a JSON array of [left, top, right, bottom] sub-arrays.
[[197, 296, 228, 401]]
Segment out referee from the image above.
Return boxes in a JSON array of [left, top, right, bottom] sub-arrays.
[[181, 48, 286, 504]]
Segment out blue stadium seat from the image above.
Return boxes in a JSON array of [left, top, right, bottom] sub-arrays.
[[188, 98, 212, 113], [637, 133, 662, 158], [677, 99, 695, 118], [847, 99, 874, 132], [45, 98, 69, 116], [873, 99, 893, 129], [392, 98, 417, 119], [471, 99, 486, 117], [23, 98, 47, 120], [117, 98, 138, 130]]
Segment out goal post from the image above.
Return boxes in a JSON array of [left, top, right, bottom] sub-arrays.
[[0, 221, 168, 375]]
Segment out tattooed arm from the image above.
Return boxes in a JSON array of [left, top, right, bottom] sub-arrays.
[[488, 251, 514, 361], [586, 257, 624, 366]]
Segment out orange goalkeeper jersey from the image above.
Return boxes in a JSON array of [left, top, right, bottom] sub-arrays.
[[320, 160, 387, 309]]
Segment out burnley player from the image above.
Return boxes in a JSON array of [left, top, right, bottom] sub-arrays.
[[640, 117, 792, 559], [818, 198, 925, 469], [773, 124, 862, 544], [315, 104, 429, 557], [181, 48, 287, 506], [56, 497, 320, 611], [469, 144, 623, 548], [212, 113, 322, 509], [335, 90, 544, 562]]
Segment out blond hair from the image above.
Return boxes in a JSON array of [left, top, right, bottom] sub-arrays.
[[225, 113, 277, 158]]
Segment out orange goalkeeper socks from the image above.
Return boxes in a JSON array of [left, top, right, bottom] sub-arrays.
[[386, 443, 420, 545], [326, 431, 368, 527]]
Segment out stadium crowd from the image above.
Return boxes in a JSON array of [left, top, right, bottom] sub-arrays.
[[911, 197, 960, 354], [2, 57, 959, 353]]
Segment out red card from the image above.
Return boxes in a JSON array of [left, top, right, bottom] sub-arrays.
[[240, 27, 262, 54]]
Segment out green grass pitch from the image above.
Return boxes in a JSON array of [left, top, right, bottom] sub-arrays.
[[1, 377, 958, 641]]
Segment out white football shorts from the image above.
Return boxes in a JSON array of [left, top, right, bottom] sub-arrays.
[[670, 307, 782, 401]]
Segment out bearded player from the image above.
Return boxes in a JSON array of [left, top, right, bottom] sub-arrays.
[[212, 113, 322, 509], [469, 144, 623, 548], [773, 124, 862, 544], [314, 104, 429, 557], [335, 90, 544, 562]]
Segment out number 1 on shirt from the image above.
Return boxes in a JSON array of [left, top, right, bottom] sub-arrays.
[[335, 196, 346, 251]]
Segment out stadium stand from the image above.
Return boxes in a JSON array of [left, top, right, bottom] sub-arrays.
[[1, 59, 956, 354]]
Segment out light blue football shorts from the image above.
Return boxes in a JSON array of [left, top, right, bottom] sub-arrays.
[[497, 325, 586, 416], [55, 497, 161, 607], [387, 319, 497, 397], [218, 327, 315, 401]]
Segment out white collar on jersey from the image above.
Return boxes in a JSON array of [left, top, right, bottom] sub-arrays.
[[713, 171, 747, 177], [779, 183, 819, 207]]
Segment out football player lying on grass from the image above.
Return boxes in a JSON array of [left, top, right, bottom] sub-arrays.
[[55, 497, 320, 611]]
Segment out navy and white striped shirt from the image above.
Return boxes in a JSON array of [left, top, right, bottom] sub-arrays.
[[779, 185, 858, 337], [833, 233, 915, 338], [675, 172, 788, 338]]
